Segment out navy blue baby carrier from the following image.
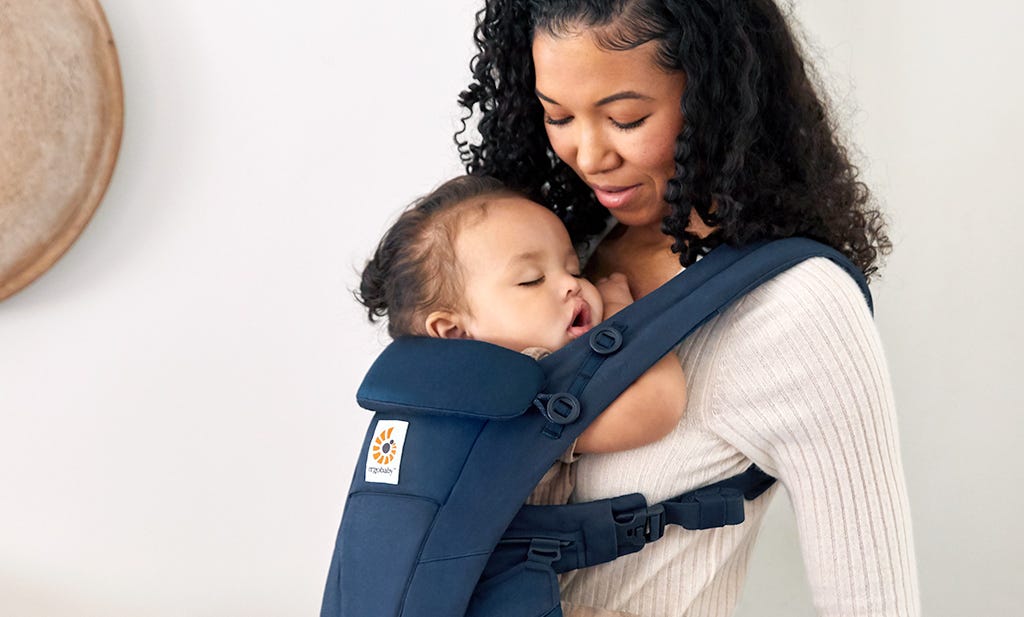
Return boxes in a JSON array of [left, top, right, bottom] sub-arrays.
[[321, 237, 873, 617]]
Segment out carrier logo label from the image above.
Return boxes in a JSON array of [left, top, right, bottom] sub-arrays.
[[365, 420, 408, 485], [372, 427, 399, 464]]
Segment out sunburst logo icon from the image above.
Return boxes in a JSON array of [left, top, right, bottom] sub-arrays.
[[372, 426, 398, 465]]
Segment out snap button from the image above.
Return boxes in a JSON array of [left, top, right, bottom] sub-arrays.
[[544, 393, 581, 425], [589, 326, 623, 355]]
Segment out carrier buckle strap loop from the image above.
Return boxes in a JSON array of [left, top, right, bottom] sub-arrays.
[[527, 538, 562, 566]]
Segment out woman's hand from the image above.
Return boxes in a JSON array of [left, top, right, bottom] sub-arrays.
[[575, 270, 688, 455], [594, 272, 633, 318]]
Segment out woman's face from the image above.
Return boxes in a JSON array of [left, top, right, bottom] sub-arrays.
[[532, 31, 686, 230]]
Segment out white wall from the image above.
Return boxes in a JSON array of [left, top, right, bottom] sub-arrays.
[[0, 1, 1020, 615]]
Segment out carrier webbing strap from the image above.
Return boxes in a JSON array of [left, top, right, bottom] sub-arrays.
[[489, 464, 776, 576]]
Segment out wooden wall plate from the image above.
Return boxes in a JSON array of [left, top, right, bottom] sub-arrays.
[[0, 0, 124, 301]]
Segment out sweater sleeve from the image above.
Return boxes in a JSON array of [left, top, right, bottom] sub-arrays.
[[704, 257, 921, 617]]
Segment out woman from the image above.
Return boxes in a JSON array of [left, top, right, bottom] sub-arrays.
[[455, 1, 920, 616]]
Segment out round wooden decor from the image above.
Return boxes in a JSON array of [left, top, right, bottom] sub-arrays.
[[0, 0, 123, 301]]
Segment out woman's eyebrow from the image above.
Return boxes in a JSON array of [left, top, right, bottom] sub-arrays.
[[535, 89, 653, 107]]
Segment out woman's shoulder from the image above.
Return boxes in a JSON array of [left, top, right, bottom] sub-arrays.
[[688, 253, 881, 384], [697, 254, 893, 456], [720, 254, 874, 333]]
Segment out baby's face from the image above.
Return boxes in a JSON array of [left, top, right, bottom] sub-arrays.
[[454, 196, 603, 353]]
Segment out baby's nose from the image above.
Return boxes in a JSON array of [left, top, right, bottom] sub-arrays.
[[565, 274, 582, 296]]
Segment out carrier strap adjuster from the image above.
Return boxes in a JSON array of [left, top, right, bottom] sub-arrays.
[[644, 504, 666, 542], [614, 503, 667, 550]]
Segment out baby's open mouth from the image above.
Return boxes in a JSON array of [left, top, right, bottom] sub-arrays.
[[567, 302, 593, 339]]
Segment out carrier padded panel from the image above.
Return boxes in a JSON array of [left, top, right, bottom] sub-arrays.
[[357, 337, 547, 420]]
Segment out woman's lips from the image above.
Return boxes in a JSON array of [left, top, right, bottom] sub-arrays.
[[591, 184, 640, 209]]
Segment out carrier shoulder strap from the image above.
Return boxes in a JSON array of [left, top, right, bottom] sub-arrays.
[[537, 237, 872, 427]]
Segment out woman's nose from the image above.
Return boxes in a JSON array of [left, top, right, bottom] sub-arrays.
[[576, 126, 619, 176]]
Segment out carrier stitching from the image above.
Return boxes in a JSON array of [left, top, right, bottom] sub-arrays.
[[345, 490, 441, 507], [417, 549, 494, 564], [358, 396, 528, 419]]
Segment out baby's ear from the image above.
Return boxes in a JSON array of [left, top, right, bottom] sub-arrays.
[[424, 310, 469, 340]]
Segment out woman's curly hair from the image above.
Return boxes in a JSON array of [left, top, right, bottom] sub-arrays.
[[455, 0, 891, 280]]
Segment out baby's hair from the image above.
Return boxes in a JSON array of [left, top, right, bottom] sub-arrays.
[[356, 175, 518, 339]]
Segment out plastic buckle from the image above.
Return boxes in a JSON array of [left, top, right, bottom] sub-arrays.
[[527, 538, 562, 566], [588, 326, 623, 355], [645, 504, 666, 542], [543, 392, 581, 425], [614, 503, 667, 550]]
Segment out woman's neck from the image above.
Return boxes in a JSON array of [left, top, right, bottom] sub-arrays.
[[604, 219, 673, 250], [590, 210, 715, 300], [588, 226, 680, 301]]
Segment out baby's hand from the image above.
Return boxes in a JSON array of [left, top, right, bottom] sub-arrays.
[[595, 272, 633, 318]]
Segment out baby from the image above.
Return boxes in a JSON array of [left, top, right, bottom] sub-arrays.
[[356, 175, 687, 503]]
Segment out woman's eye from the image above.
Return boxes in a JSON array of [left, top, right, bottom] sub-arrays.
[[519, 276, 545, 287], [612, 115, 650, 131], [571, 273, 583, 279], [544, 115, 572, 126]]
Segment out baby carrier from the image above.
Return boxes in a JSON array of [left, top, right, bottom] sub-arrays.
[[320, 237, 873, 617]]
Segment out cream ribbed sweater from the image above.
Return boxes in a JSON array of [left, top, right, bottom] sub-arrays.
[[559, 256, 921, 617]]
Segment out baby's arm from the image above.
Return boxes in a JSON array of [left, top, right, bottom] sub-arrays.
[[574, 273, 688, 454]]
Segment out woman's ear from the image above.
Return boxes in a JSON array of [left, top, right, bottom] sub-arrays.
[[424, 310, 470, 339]]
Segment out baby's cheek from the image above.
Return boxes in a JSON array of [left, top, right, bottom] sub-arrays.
[[585, 283, 604, 321]]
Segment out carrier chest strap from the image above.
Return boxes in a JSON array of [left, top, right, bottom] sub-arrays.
[[489, 465, 776, 576]]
